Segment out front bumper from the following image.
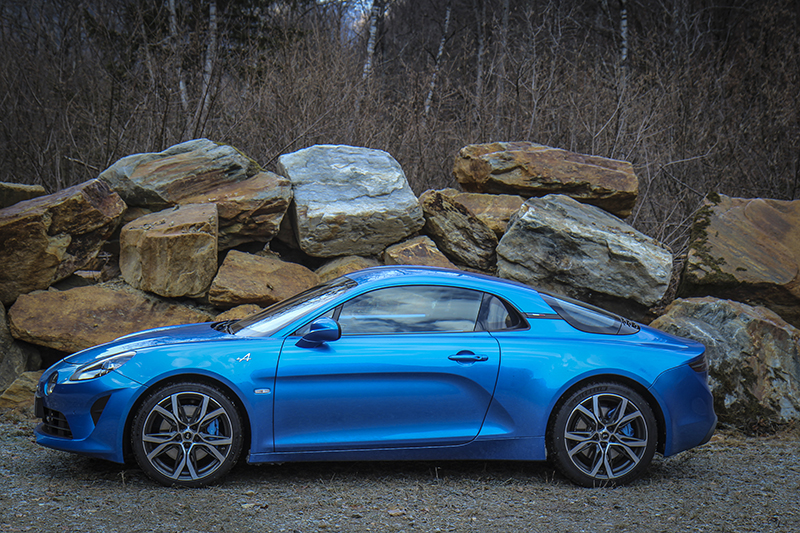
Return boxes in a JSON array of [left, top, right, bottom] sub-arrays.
[[34, 364, 143, 464]]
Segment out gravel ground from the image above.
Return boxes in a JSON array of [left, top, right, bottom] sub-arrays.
[[1, 414, 798, 533]]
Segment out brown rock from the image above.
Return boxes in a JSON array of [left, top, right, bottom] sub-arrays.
[[209, 251, 320, 308], [215, 304, 262, 321], [439, 189, 524, 237], [1, 303, 41, 392], [0, 182, 46, 208], [0, 179, 126, 305], [384, 236, 457, 269], [453, 142, 638, 217], [315, 256, 381, 283], [420, 189, 497, 270], [178, 171, 292, 249], [7, 285, 213, 353], [0, 371, 43, 412], [120, 204, 218, 298], [680, 194, 800, 328]]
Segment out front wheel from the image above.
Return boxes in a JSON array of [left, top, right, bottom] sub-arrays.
[[547, 382, 657, 487], [131, 382, 243, 487]]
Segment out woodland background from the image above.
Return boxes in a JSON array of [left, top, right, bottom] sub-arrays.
[[1, 0, 798, 256]]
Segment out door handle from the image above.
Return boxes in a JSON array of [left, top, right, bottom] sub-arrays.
[[448, 352, 489, 363]]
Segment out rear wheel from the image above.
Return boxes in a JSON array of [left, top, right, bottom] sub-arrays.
[[548, 382, 657, 487], [131, 382, 243, 487]]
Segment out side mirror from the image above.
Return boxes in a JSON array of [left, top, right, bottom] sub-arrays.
[[296, 317, 342, 348]]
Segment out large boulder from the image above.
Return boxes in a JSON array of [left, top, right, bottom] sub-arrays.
[[680, 194, 800, 328], [1, 303, 41, 393], [208, 251, 320, 308], [419, 189, 497, 270], [0, 181, 46, 208], [497, 194, 672, 313], [99, 138, 261, 208], [651, 297, 800, 425], [0, 179, 126, 305], [440, 189, 524, 237], [384, 236, 458, 269], [177, 171, 292, 250], [453, 142, 638, 217], [7, 284, 213, 353], [0, 371, 43, 412], [315, 256, 381, 283], [277, 145, 424, 257], [120, 203, 218, 298]]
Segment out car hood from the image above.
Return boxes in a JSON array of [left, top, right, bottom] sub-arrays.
[[64, 322, 230, 365]]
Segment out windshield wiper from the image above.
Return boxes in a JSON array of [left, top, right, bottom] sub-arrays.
[[211, 319, 237, 334]]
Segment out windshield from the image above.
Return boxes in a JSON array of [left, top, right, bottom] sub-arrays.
[[230, 277, 357, 337]]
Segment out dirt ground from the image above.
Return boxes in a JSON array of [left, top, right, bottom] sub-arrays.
[[1, 415, 798, 533]]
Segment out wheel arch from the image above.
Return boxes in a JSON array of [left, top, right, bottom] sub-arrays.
[[545, 374, 667, 454], [121, 373, 253, 462]]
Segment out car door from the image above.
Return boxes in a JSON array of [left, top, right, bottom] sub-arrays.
[[273, 285, 501, 451]]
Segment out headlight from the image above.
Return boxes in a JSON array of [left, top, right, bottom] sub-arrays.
[[70, 351, 136, 381]]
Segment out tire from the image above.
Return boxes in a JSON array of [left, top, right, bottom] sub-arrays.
[[131, 382, 243, 488], [547, 382, 657, 487]]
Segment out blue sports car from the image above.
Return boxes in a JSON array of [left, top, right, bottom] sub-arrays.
[[34, 266, 716, 487]]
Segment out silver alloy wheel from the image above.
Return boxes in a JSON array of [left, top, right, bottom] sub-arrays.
[[140, 391, 235, 482], [563, 392, 649, 480]]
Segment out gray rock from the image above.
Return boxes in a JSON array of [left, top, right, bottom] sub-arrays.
[[1, 303, 41, 393], [651, 297, 800, 425], [277, 145, 424, 257], [99, 138, 262, 208], [419, 189, 497, 270], [497, 194, 672, 310]]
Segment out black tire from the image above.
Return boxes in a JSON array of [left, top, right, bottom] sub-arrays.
[[131, 382, 243, 488], [547, 382, 657, 487]]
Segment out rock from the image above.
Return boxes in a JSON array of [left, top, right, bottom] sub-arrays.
[[453, 142, 638, 217], [7, 285, 214, 353], [384, 236, 458, 269], [215, 305, 262, 321], [1, 304, 41, 393], [651, 297, 800, 425], [277, 145, 424, 257], [0, 179, 126, 305], [208, 250, 320, 308], [0, 181, 46, 208], [315, 256, 380, 283], [99, 138, 262, 209], [120, 204, 218, 298], [680, 194, 800, 328], [419, 189, 497, 270], [177, 171, 292, 250], [497, 194, 672, 312], [440, 189, 524, 237], [0, 371, 43, 412]]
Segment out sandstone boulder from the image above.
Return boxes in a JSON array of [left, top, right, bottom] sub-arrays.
[[440, 189, 524, 237], [497, 194, 672, 312], [0, 181, 46, 208], [215, 304, 263, 322], [651, 297, 800, 425], [420, 189, 497, 270], [315, 256, 381, 283], [454, 142, 638, 217], [0, 179, 126, 305], [120, 203, 218, 298], [99, 138, 262, 208], [208, 251, 320, 308], [384, 236, 458, 269], [0, 371, 43, 412], [680, 194, 800, 328], [178, 171, 292, 249], [1, 304, 41, 393], [277, 145, 424, 257], [7, 285, 213, 353]]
